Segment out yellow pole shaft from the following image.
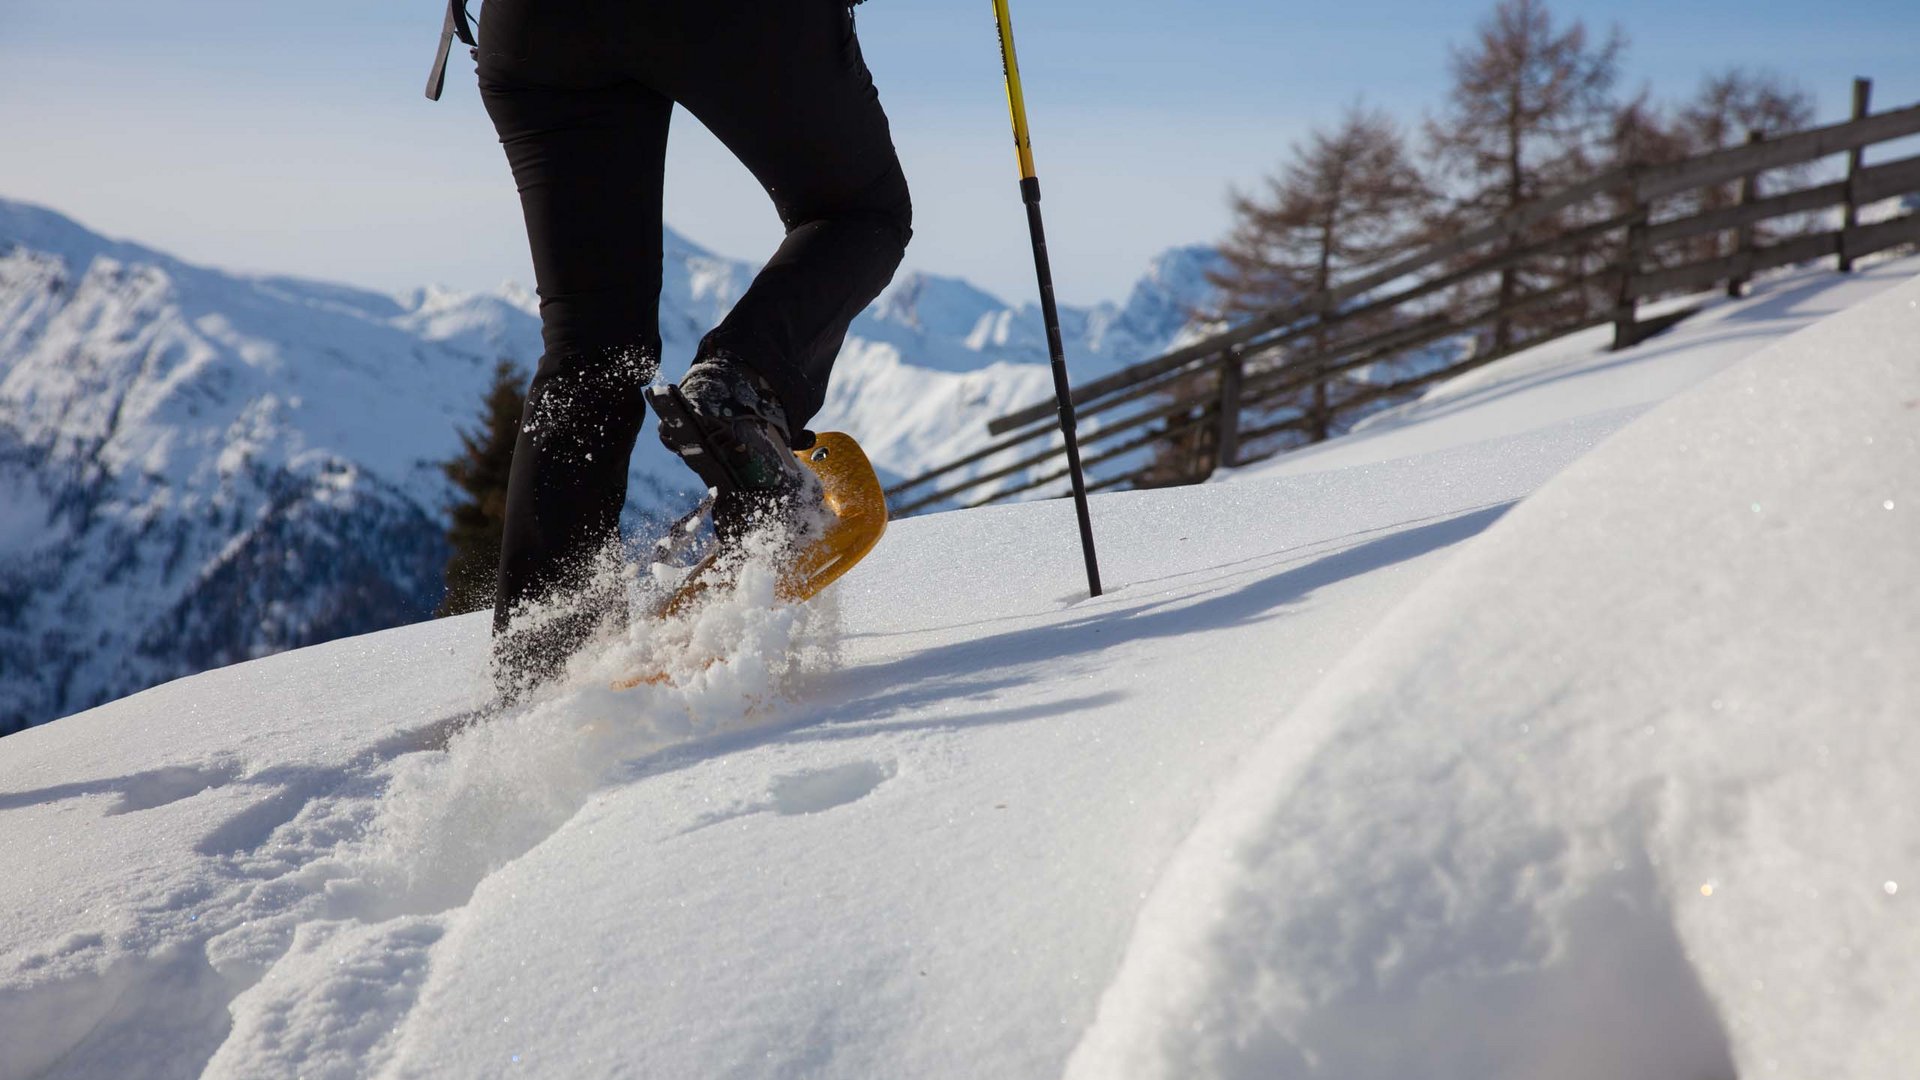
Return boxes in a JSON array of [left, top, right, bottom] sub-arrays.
[[992, 0, 1039, 181]]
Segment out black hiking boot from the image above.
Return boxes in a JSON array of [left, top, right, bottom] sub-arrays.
[[645, 357, 823, 545]]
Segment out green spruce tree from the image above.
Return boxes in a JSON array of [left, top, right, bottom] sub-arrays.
[[436, 360, 526, 617]]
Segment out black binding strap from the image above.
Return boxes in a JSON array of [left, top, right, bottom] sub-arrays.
[[425, 0, 478, 101]]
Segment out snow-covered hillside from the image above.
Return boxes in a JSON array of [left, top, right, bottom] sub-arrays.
[[1, 256, 1913, 1079], [0, 198, 1220, 731]]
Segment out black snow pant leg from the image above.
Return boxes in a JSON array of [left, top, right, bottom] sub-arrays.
[[479, 74, 670, 683], [489, 344, 653, 684], [670, 2, 913, 433]]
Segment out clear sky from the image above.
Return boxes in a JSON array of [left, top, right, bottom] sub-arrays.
[[2, 0, 1915, 307]]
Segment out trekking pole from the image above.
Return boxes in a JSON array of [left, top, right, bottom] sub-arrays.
[[991, 0, 1104, 598]]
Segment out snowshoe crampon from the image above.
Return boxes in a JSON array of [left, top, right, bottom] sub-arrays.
[[613, 432, 886, 690]]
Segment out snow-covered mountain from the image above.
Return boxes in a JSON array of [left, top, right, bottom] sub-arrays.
[[855, 244, 1222, 375], [0, 198, 1221, 731]]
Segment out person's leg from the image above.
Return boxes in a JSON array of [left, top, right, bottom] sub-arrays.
[[636, 0, 912, 438], [477, 6, 672, 682]]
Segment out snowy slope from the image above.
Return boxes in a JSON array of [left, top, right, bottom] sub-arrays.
[[1, 258, 1913, 1077], [0, 198, 1219, 731], [0, 422, 1590, 1080], [1068, 264, 1920, 1080]]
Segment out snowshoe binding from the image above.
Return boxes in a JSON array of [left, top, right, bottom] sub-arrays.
[[639, 358, 887, 620], [646, 359, 819, 545]]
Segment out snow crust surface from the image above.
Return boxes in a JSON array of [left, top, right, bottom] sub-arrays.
[[1069, 271, 1920, 1080], [1, 259, 1915, 1078]]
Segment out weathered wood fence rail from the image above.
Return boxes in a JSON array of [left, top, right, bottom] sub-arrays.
[[886, 80, 1920, 516]]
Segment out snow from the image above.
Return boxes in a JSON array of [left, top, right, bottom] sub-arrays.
[[0, 467, 61, 553], [1069, 269, 1920, 1079], [1, 256, 1916, 1078]]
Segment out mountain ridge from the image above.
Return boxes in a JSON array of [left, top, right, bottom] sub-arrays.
[[0, 196, 1221, 731]]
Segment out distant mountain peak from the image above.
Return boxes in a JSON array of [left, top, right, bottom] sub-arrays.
[[872, 271, 1010, 337], [1, 198, 184, 286], [0, 195, 1220, 732]]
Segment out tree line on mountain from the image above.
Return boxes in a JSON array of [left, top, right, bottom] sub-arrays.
[[1197, 0, 1817, 456]]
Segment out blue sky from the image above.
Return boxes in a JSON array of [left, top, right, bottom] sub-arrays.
[[3, 0, 1915, 307]]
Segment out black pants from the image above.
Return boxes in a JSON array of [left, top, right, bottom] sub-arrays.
[[477, 0, 912, 646]]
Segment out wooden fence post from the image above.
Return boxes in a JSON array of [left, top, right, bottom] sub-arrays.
[[1727, 130, 1764, 297], [1611, 187, 1646, 350], [1840, 77, 1873, 272], [1215, 347, 1244, 472]]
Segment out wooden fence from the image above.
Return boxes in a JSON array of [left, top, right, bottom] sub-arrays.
[[886, 79, 1920, 516]]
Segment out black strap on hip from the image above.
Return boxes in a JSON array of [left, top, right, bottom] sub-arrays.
[[425, 0, 478, 101]]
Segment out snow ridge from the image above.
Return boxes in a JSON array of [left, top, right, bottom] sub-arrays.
[[1065, 271, 1920, 1080]]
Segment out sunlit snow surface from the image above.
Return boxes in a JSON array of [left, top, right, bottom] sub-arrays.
[[1, 259, 1916, 1079], [1070, 267, 1920, 1080]]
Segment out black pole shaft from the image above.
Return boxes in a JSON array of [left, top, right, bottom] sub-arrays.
[[1019, 176, 1103, 597]]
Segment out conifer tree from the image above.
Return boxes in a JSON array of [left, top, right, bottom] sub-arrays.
[[1606, 69, 1815, 262], [436, 360, 525, 618], [1426, 0, 1623, 350], [1681, 69, 1819, 250], [1210, 106, 1429, 442], [1677, 68, 1814, 153], [1607, 88, 1693, 172]]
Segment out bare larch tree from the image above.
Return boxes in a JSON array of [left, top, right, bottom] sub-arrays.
[[1208, 106, 1428, 446], [1677, 68, 1816, 154], [1426, 0, 1623, 351], [1608, 68, 1816, 264]]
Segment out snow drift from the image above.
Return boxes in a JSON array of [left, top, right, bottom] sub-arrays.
[[1066, 266, 1920, 1080]]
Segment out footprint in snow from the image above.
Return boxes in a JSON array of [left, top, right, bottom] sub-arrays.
[[105, 762, 244, 816], [681, 759, 897, 834], [768, 760, 896, 816]]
